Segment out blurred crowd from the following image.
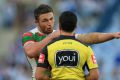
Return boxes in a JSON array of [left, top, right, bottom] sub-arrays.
[[0, 0, 120, 80]]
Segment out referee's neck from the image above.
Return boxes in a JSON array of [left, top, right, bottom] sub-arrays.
[[60, 31, 74, 36]]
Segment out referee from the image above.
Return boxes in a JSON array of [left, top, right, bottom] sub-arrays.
[[36, 11, 99, 80]]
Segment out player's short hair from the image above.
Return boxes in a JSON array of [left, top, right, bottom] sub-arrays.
[[59, 11, 77, 32], [34, 4, 53, 20]]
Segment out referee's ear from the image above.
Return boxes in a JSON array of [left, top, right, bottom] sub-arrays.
[[59, 24, 62, 30]]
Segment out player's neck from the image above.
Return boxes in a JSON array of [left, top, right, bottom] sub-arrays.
[[60, 30, 74, 36]]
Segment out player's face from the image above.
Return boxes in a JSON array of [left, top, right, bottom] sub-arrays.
[[36, 12, 54, 34]]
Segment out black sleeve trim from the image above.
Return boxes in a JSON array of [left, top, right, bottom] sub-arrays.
[[37, 63, 49, 68], [82, 62, 90, 71], [37, 46, 51, 69]]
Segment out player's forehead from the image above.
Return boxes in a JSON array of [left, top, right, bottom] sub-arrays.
[[38, 12, 54, 20]]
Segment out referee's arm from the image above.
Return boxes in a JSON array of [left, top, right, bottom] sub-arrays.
[[85, 68, 99, 80], [35, 46, 50, 80]]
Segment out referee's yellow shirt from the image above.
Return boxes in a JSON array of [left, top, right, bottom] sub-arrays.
[[38, 35, 98, 80]]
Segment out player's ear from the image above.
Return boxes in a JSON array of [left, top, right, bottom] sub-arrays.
[[35, 20, 39, 27], [35, 19, 38, 23]]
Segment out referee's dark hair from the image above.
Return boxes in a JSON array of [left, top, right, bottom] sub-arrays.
[[34, 4, 53, 20], [59, 11, 77, 32]]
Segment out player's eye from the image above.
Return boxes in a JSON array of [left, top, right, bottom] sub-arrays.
[[50, 17, 53, 21], [42, 19, 48, 22]]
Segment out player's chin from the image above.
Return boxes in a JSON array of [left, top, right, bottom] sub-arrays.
[[46, 30, 53, 34]]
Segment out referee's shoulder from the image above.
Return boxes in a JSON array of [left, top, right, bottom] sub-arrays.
[[74, 39, 89, 47], [46, 37, 61, 47]]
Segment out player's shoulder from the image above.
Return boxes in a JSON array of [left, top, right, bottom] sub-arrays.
[[30, 27, 39, 33], [22, 32, 33, 38], [53, 30, 56, 32], [22, 27, 40, 37]]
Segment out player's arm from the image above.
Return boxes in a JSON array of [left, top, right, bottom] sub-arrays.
[[22, 32, 52, 58], [76, 32, 120, 44], [23, 39, 51, 58], [22, 31, 60, 58]]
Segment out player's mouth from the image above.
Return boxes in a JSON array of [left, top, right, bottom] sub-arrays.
[[46, 28, 53, 34], [47, 28, 52, 31]]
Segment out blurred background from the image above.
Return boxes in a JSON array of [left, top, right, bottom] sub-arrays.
[[0, 0, 120, 80]]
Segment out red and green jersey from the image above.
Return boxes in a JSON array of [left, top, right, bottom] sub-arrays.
[[22, 31, 46, 64], [22, 32, 46, 46], [22, 28, 47, 78]]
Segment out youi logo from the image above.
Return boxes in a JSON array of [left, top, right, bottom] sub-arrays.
[[55, 50, 79, 67]]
